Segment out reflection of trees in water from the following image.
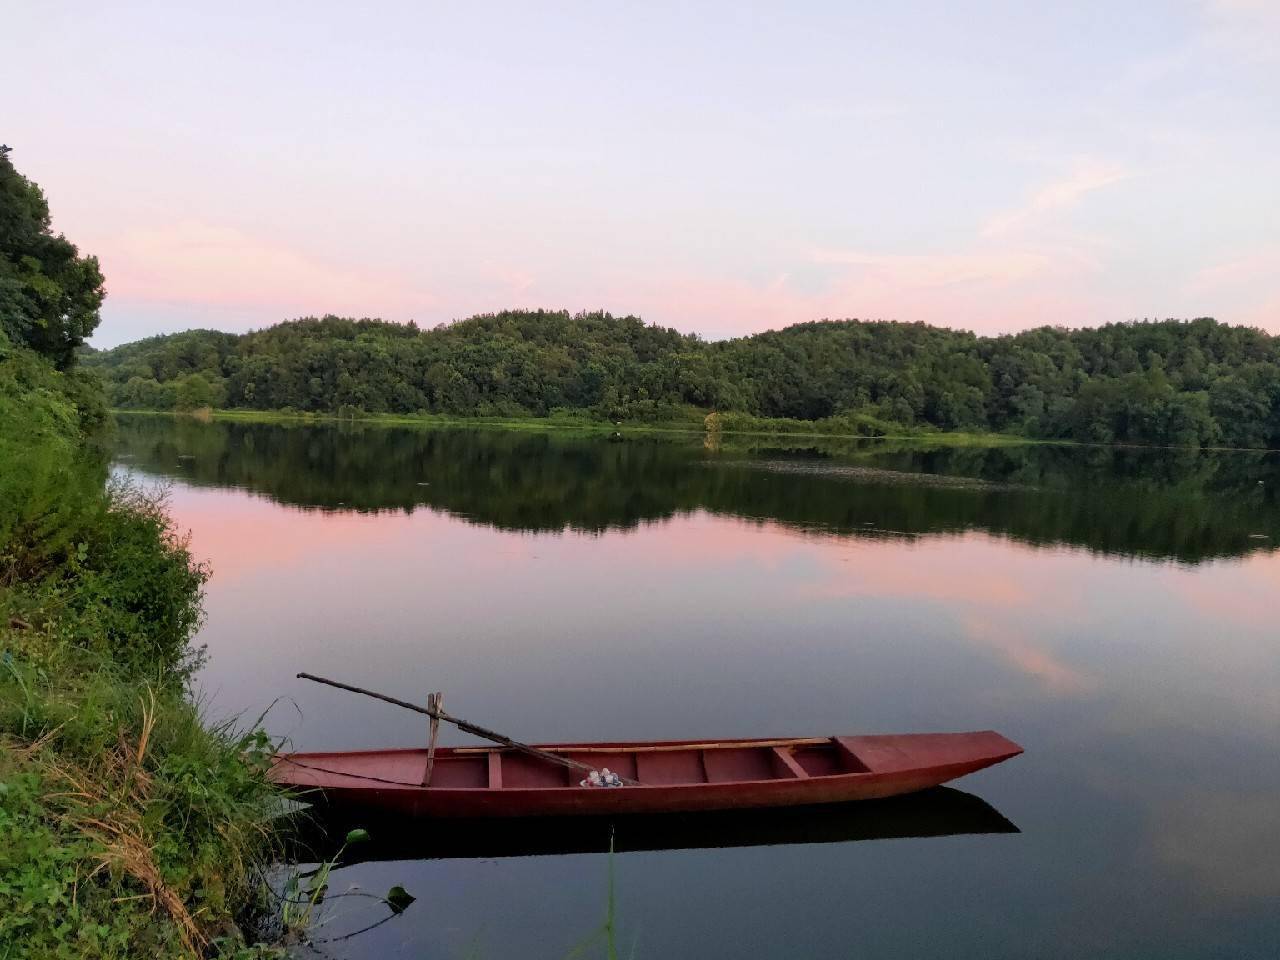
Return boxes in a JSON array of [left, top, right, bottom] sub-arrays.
[[113, 416, 1280, 564]]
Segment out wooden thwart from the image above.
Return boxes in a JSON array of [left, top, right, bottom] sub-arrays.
[[772, 746, 810, 779]]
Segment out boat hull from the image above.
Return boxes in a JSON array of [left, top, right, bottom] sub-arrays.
[[271, 731, 1022, 819]]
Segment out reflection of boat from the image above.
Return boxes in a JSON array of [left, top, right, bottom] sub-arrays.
[[293, 787, 1018, 861], [271, 731, 1023, 819]]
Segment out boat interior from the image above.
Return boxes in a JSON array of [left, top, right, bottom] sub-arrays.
[[301, 738, 875, 788]]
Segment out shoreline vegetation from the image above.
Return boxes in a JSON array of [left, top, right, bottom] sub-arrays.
[[1, 147, 288, 956], [113, 405, 1280, 455], [87, 310, 1280, 451], [115, 404, 1037, 448]]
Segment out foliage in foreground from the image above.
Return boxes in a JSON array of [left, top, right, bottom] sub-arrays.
[[0, 145, 105, 369], [0, 664, 280, 958], [0, 407, 282, 957], [0, 436, 283, 958], [1, 145, 284, 957]]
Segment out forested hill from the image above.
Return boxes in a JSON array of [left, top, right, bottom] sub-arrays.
[[85, 311, 1280, 448]]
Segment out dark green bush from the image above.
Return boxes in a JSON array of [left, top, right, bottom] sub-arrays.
[[61, 483, 209, 679]]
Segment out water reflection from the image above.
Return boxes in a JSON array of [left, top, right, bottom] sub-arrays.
[[110, 416, 1280, 959], [114, 415, 1280, 562], [293, 788, 1018, 862]]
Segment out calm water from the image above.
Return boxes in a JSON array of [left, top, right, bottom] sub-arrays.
[[113, 416, 1280, 959]]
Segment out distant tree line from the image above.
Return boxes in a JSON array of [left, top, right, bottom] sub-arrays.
[[84, 311, 1280, 448]]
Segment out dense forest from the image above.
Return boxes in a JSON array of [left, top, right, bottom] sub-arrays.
[[87, 311, 1280, 448]]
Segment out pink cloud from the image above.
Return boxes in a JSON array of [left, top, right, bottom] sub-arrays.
[[1183, 246, 1280, 333], [587, 243, 1116, 339], [100, 220, 434, 317], [1201, 0, 1280, 64], [810, 247, 1060, 290], [1185, 245, 1280, 295], [981, 160, 1130, 238]]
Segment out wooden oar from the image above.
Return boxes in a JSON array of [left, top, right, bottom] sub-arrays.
[[296, 672, 638, 785]]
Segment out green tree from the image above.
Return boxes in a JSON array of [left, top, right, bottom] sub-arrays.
[[83, 313, 1280, 449], [0, 145, 105, 368], [173, 372, 220, 410]]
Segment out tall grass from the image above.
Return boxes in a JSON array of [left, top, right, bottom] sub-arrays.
[[0, 659, 282, 957], [1, 335, 285, 958]]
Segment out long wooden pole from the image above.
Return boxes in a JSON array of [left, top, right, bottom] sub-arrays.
[[296, 672, 634, 783]]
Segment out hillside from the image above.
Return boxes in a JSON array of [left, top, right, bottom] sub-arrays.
[[85, 312, 1280, 447]]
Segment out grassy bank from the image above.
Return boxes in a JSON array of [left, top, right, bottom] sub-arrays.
[[114, 404, 1037, 448], [0, 334, 284, 958]]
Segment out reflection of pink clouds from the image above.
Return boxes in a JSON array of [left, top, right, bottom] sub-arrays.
[[958, 613, 1094, 696], [170, 491, 798, 590], [795, 533, 1097, 695], [169, 488, 404, 584], [796, 540, 1033, 608], [170, 492, 1102, 697], [1177, 551, 1280, 629], [167, 489, 1271, 713]]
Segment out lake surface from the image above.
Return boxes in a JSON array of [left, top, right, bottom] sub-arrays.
[[112, 415, 1280, 959]]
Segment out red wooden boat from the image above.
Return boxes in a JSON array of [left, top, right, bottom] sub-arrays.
[[270, 730, 1022, 818]]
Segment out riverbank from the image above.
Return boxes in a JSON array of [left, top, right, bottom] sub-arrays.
[[113, 405, 1036, 448], [0, 337, 285, 958]]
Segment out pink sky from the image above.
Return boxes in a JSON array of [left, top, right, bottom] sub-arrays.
[[4, 2, 1278, 345]]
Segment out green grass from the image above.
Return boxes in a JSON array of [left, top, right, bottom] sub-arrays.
[[1, 335, 289, 958], [0, 657, 283, 959], [0, 487, 286, 958]]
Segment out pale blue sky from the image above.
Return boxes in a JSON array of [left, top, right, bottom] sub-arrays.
[[5, 0, 1278, 344]]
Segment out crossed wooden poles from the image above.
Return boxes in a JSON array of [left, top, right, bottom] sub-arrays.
[[296, 672, 639, 785]]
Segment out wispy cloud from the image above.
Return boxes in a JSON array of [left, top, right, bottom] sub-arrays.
[[1185, 245, 1280, 295], [103, 220, 434, 317], [797, 99, 907, 122], [981, 160, 1130, 238], [1183, 246, 1280, 331], [1201, 0, 1280, 64], [810, 248, 1057, 289]]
